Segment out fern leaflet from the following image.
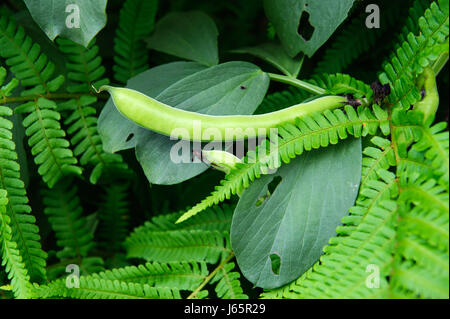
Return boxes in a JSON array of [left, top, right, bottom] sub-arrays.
[[91, 261, 208, 291], [31, 278, 180, 299], [14, 98, 82, 187], [211, 262, 248, 299], [0, 70, 47, 297], [113, 0, 158, 83], [96, 183, 130, 252]]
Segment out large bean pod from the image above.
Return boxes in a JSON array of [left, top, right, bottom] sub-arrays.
[[99, 85, 348, 142]]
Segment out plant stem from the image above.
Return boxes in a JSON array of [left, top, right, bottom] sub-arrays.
[[432, 52, 449, 76], [187, 251, 234, 299], [268, 73, 326, 95]]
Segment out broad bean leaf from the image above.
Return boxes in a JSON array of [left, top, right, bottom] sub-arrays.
[[231, 138, 362, 289], [264, 0, 355, 57], [232, 42, 303, 78], [146, 11, 219, 66], [98, 61, 269, 185], [23, 0, 107, 47]]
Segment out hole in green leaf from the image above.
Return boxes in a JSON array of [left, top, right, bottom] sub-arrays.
[[297, 11, 314, 41], [270, 253, 281, 275], [268, 176, 282, 194], [255, 176, 282, 206], [126, 133, 134, 142]]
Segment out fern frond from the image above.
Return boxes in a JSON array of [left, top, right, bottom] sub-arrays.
[[392, 128, 449, 298], [14, 98, 82, 187], [0, 74, 47, 297], [46, 257, 104, 282], [41, 179, 95, 261], [0, 13, 65, 95], [125, 229, 231, 264], [54, 37, 129, 183], [91, 261, 208, 291], [399, 0, 434, 43], [211, 262, 248, 299], [0, 189, 31, 299], [400, 206, 449, 251], [312, 73, 373, 99], [379, 0, 449, 110], [56, 37, 108, 93], [178, 104, 390, 223], [58, 96, 128, 184], [32, 278, 181, 299], [396, 234, 449, 279], [361, 136, 396, 186], [392, 111, 449, 185], [96, 183, 130, 252], [399, 177, 449, 212], [134, 204, 233, 233], [391, 261, 449, 298], [113, 0, 158, 83], [314, 0, 410, 74], [0, 13, 81, 188]]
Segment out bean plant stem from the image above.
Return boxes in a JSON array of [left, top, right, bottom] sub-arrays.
[[432, 52, 449, 76], [268, 73, 326, 95]]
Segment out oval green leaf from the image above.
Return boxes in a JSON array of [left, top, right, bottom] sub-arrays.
[[231, 138, 362, 289], [263, 0, 354, 57], [146, 11, 219, 66], [232, 42, 303, 78], [23, 0, 107, 47]]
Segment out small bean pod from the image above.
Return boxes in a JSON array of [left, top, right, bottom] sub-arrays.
[[201, 150, 242, 174], [99, 85, 348, 142]]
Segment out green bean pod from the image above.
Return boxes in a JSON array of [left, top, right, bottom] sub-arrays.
[[99, 85, 348, 142], [414, 67, 439, 125]]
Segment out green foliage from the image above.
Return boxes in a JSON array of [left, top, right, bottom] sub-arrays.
[[90, 261, 208, 291], [41, 179, 96, 260], [56, 37, 109, 93], [179, 104, 389, 222], [264, 0, 355, 57], [113, 0, 159, 83], [96, 183, 130, 252], [232, 42, 303, 78], [125, 229, 230, 264], [379, 0, 449, 110], [211, 262, 248, 299], [1, 12, 82, 188], [0, 0, 448, 300], [0, 70, 47, 298], [58, 96, 127, 184], [0, 13, 65, 95], [231, 138, 362, 289], [255, 87, 310, 114], [42, 177, 104, 279], [146, 11, 219, 66], [56, 37, 128, 183], [314, 0, 413, 74], [261, 0, 449, 298], [22, 0, 108, 47], [32, 277, 181, 299], [14, 98, 82, 187]]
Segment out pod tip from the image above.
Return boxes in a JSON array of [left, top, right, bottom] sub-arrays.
[[92, 84, 111, 94]]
